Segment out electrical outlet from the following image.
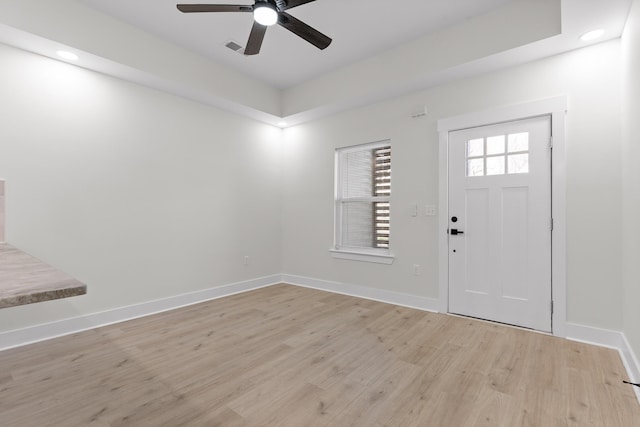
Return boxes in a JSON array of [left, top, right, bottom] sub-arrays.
[[243, 256, 249, 266], [413, 264, 422, 276]]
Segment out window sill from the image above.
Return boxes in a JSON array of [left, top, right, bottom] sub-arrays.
[[329, 248, 395, 264]]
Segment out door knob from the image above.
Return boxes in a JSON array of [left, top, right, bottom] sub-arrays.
[[450, 228, 464, 235]]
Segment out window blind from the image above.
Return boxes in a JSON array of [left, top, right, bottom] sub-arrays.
[[373, 146, 391, 248], [336, 143, 391, 251]]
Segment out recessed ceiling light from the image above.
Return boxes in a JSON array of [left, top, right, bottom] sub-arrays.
[[56, 50, 79, 61], [580, 29, 605, 42]]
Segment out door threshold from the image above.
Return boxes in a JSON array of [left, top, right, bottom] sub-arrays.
[[447, 312, 553, 336]]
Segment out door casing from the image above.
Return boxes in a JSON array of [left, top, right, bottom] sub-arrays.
[[437, 96, 567, 337]]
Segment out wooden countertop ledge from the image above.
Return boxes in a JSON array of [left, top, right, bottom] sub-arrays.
[[0, 243, 86, 309]]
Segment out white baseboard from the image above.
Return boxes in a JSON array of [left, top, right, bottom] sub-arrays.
[[620, 333, 640, 403], [565, 322, 626, 349], [0, 274, 282, 352], [281, 273, 440, 312], [282, 277, 639, 404], [2, 272, 638, 404], [566, 322, 640, 403], [282, 274, 640, 404]]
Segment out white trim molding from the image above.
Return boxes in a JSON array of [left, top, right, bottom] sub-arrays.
[[1, 270, 638, 404], [621, 334, 640, 403], [437, 96, 569, 337], [329, 249, 395, 264], [0, 275, 282, 352], [566, 323, 640, 403], [281, 274, 439, 313]]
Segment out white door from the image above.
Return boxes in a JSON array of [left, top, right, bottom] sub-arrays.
[[448, 115, 552, 332]]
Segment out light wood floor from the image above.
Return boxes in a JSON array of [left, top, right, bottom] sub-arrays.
[[1, 284, 638, 426]]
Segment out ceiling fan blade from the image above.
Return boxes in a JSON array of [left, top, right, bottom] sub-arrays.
[[245, 21, 268, 55], [177, 4, 253, 13], [282, 0, 317, 11], [277, 12, 331, 50]]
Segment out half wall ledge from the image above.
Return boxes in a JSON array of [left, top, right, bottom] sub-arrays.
[[0, 243, 86, 309]]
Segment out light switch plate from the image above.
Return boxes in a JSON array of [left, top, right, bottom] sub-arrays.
[[425, 205, 436, 216]]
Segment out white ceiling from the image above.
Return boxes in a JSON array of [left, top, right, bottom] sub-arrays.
[[80, 0, 514, 89], [0, 0, 633, 126]]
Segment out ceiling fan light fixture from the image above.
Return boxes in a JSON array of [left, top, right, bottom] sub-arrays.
[[253, 3, 278, 26], [176, 1, 332, 55]]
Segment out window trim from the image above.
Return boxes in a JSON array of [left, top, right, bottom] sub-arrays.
[[329, 248, 394, 264], [331, 140, 394, 264]]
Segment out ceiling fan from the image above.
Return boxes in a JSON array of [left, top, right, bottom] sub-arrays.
[[176, 1, 332, 55]]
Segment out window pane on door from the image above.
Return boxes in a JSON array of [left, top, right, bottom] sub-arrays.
[[508, 132, 529, 152], [487, 135, 505, 155], [467, 158, 484, 177], [486, 156, 505, 175], [508, 154, 529, 174], [468, 138, 484, 157]]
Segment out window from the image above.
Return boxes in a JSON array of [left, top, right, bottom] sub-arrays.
[[331, 141, 393, 264], [466, 132, 530, 177]]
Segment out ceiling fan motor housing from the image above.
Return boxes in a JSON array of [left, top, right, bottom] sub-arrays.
[[176, 0, 332, 55]]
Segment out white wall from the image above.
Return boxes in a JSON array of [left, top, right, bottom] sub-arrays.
[[282, 40, 624, 330], [0, 0, 281, 117], [622, 0, 640, 362], [0, 43, 283, 333], [0, 29, 630, 341], [282, 0, 561, 116]]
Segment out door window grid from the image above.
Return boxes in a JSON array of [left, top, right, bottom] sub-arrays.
[[466, 132, 530, 177]]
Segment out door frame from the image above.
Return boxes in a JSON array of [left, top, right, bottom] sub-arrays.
[[437, 96, 568, 337]]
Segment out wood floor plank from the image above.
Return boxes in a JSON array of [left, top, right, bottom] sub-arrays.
[[1, 284, 638, 426]]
